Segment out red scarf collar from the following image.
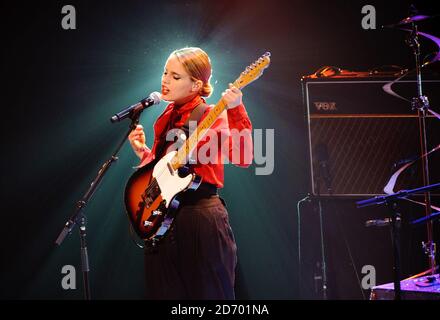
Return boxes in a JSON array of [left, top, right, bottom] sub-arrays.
[[154, 95, 205, 139]]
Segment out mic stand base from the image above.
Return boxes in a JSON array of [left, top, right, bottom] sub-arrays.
[[79, 216, 91, 300]]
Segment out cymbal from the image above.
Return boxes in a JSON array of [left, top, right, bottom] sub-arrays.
[[383, 14, 438, 28], [396, 14, 432, 26]]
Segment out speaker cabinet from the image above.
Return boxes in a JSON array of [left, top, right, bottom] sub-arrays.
[[302, 75, 440, 196]]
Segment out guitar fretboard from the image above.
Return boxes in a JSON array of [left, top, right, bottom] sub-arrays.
[[170, 96, 230, 170]]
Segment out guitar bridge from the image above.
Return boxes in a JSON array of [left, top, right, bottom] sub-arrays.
[[152, 210, 162, 216], [141, 194, 153, 208]]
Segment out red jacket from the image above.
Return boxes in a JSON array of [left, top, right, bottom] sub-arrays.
[[138, 95, 253, 188]]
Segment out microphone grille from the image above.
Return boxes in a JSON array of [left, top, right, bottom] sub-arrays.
[[150, 91, 162, 104]]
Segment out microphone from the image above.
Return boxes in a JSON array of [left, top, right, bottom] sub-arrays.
[[365, 218, 392, 227], [110, 91, 161, 123]]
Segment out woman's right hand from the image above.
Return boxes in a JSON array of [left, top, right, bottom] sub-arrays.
[[129, 125, 147, 154]]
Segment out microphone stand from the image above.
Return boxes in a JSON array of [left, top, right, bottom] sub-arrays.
[[55, 109, 143, 300], [317, 197, 328, 300], [314, 161, 331, 300], [357, 182, 440, 300], [405, 21, 437, 277]]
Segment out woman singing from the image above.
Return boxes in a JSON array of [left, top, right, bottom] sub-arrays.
[[128, 47, 253, 299]]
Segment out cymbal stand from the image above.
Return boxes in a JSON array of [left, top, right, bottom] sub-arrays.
[[405, 20, 437, 277]]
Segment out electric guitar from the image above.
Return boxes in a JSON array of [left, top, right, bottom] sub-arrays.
[[124, 52, 271, 243]]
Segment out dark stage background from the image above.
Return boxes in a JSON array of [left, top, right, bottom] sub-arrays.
[[1, 0, 439, 299]]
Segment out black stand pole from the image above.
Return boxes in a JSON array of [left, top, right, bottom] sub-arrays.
[[388, 201, 402, 300], [317, 199, 328, 300], [55, 110, 142, 300], [315, 159, 331, 300], [78, 215, 91, 300], [406, 20, 436, 275]]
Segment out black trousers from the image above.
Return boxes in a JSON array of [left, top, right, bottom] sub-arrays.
[[144, 195, 237, 300]]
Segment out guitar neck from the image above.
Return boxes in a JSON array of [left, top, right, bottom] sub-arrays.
[[170, 97, 229, 170], [168, 52, 271, 170], [170, 78, 244, 170]]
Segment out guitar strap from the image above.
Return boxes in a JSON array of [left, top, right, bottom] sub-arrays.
[[182, 102, 209, 137], [154, 102, 209, 159]]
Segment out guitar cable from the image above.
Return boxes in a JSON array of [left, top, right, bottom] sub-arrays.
[[333, 204, 366, 300], [296, 196, 366, 299]]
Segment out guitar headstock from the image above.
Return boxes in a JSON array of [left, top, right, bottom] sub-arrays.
[[234, 52, 271, 89]]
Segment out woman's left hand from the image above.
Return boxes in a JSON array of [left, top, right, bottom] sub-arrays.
[[222, 83, 243, 109]]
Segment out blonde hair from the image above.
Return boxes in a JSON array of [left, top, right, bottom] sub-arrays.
[[171, 47, 213, 97]]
